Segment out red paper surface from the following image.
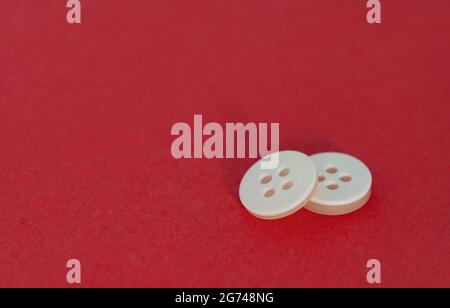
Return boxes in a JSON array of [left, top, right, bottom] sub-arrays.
[[0, 0, 449, 287]]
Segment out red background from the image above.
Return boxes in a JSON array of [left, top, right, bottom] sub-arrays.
[[0, 0, 449, 288]]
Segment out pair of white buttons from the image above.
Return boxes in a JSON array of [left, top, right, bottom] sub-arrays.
[[239, 151, 372, 219]]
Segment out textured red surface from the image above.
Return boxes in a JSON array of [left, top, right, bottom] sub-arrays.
[[0, 0, 449, 288]]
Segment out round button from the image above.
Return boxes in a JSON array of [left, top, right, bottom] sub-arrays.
[[305, 152, 372, 216], [239, 151, 318, 220]]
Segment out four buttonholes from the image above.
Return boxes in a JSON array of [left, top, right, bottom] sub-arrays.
[[261, 168, 294, 198], [320, 166, 352, 191]]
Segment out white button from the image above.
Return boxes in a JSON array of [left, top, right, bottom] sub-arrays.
[[239, 151, 318, 219], [305, 152, 372, 216]]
